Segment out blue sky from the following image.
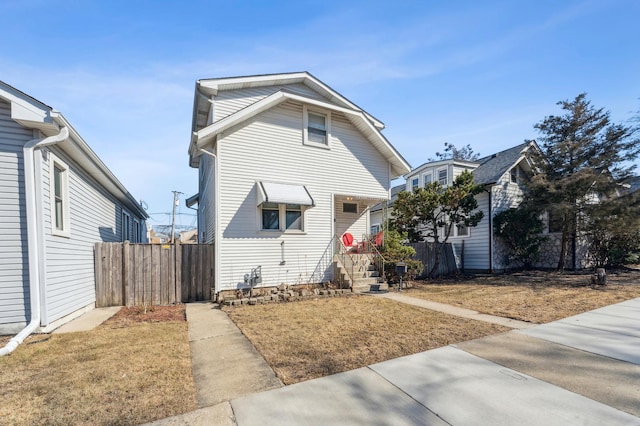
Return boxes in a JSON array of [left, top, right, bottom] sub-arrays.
[[2, 0, 639, 230]]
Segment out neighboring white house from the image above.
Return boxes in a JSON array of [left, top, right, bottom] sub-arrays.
[[187, 72, 410, 296], [397, 142, 540, 272], [0, 81, 148, 339]]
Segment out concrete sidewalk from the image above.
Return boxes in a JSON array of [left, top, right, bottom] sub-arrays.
[[147, 296, 640, 425], [231, 297, 640, 425]]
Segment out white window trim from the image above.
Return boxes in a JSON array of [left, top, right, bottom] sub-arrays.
[[423, 172, 433, 187], [259, 203, 306, 234], [122, 210, 131, 242], [303, 105, 331, 149], [49, 153, 70, 238], [437, 167, 448, 186], [510, 167, 519, 183], [411, 177, 419, 191]]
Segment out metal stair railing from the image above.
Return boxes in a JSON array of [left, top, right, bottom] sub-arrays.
[[334, 236, 357, 289], [308, 235, 338, 284], [362, 233, 385, 283]]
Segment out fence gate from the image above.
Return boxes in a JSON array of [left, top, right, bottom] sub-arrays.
[[94, 242, 214, 307]]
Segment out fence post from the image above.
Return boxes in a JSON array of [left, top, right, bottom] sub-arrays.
[[122, 241, 130, 306], [175, 241, 182, 303]]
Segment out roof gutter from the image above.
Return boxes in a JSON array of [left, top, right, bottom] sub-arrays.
[[1, 126, 69, 356]]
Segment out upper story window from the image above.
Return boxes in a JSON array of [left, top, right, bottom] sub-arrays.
[[411, 178, 419, 191], [510, 167, 519, 183], [423, 173, 432, 187], [303, 105, 331, 148], [50, 154, 70, 237], [438, 168, 448, 186]]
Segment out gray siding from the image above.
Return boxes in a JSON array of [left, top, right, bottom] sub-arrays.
[[216, 100, 389, 290], [0, 101, 31, 328], [450, 191, 490, 271], [40, 146, 145, 325]]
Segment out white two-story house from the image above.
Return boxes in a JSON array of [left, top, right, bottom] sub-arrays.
[[187, 72, 410, 297]]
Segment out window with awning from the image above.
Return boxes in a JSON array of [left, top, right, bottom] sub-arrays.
[[256, 181, 314, 207], [256, 182, 314, 232]]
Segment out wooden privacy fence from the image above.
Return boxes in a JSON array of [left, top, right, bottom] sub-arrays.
[[94, 242, 214, 307], [409, 242, 458, 278]]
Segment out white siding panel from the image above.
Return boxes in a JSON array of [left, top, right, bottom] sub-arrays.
[[214, 83, 329, 122], [216, 101, 389, 291], [0, 101, 31, 327]]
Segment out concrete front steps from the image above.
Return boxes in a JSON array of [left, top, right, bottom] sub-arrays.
[[334, 254, 387, 293]]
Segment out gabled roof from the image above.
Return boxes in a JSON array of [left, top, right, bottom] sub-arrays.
[[189, 73, 411, 178], [472, 142, 532, 185], [0, 80, 148, 219], [194, 71, 384, 131]]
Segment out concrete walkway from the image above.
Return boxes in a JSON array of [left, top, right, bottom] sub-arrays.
[[52, 306, 120, 333], [374, 291, 534, 329], [146, 303, 282, 426]]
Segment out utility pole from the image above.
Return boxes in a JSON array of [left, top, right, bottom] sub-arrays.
[[170, 190, 183, 243]]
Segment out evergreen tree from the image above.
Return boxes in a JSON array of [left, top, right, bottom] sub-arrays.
[[526, 93, 640, 271], [392, 170, 484, 277]]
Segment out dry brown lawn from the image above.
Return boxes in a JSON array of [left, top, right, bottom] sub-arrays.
[[407, 270, 640, 324], [0, 305, 197, 426], [224, 295, 508, 384]]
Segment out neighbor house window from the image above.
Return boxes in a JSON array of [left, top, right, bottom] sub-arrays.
[[371, 224, 380, 234], [50, 154, 70, 237], [411, 178, 419, 191], [456, 223, 469, 237], [547, 210, 563, 233], [303, 105, 331, 147], [133, 220, 140, 243], [510, 167, 518, 183], [343, 202, 358, 214], [261, 203, 305, 232], [438, 168, 448, 186], [122, 211, 131, 241], [423, 173, 432, 187]]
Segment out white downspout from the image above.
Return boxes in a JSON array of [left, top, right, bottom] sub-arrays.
[[198, 148, 220, 300], [1, 126, 69, 356]]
